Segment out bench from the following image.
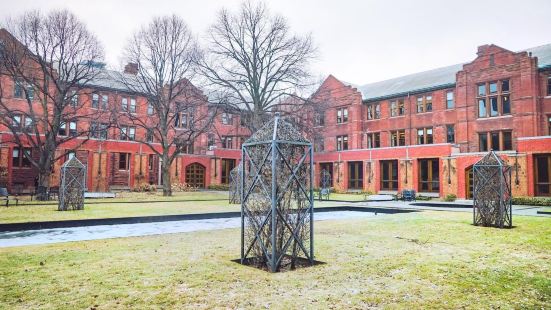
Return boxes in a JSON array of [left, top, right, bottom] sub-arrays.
[[0, 187, 19, 207], [401, 189, 416, 202]]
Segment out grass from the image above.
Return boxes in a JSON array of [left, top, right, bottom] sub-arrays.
[[0, 191, 237, 224], [0, 211, 549, 309]]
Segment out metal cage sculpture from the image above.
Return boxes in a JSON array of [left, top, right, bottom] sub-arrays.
[[318, 169, 331, 201], [240, 114, 314, 272], [58, 157, 87, 211], [473, 150, 512, 228], [229, 163, 242, 204]]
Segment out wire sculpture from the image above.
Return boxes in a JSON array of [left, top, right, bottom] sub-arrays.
[[58, 157, 87, 211], [229, 163, 242, 204], [473, 150, 512, 228], [240, 113, 314, 272], [318, 169, 331, 201]]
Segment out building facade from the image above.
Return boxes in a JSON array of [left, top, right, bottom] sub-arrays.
[[310, 43, 551, 198]]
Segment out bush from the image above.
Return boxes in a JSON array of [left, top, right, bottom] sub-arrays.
[[443, 194, 457, 202], [512, 196, 551, 206], [132, 183, 157, 192], [171, 182, 198, 192], [415, 195, 432, 201], [207, 184, 230, 191]]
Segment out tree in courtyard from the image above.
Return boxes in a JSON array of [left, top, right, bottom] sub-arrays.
[[0, 10, 105, 200], [120, 15, 214, 196], [197, 1, 317, 132]]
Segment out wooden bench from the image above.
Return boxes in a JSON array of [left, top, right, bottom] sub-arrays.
[[0, 187, 19, 207]]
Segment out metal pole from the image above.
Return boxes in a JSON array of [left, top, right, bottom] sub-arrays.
[[309, 145, 314, 263], [240, 145, 245, 264], [270, 115, 279, 272]]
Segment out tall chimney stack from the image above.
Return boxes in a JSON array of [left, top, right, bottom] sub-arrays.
[[124, 63, 139, 75]]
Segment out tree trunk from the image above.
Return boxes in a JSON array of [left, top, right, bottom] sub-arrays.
[[36, 170, 51, 201], [161, 157, 172, 196]]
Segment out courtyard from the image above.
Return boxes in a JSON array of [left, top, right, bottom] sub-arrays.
[[0, 192, 549, 309]]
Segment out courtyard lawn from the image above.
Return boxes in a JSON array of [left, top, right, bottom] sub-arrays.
[[0, 211, 549, 309], [0, 191, 237, 224]]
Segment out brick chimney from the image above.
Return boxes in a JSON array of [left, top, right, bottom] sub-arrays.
[[124, 62, 139, 75]]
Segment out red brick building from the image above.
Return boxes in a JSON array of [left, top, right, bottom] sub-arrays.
[[0, 42, 249, 192], [311, 43, 551, 198]]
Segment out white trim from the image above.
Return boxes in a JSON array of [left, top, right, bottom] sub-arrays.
[[518, 135, 551, 141]]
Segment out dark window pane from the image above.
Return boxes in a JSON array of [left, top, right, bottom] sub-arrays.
[[479, 133, 488, 152], [501, 80, 510, 92], [491, 132, 500, 150], [489, 82, 497, 94], [490, 97, 498, 116], [502, 95, 511, 114], [502, 131, 512, 150]]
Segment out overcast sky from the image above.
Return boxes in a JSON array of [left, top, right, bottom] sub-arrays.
[[1, 0, 550, 85]]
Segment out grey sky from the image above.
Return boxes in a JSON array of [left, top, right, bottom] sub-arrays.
[[1, 0, 550, 85]]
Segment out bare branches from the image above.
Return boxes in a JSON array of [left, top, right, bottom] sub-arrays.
[[0, 9, 104, 199], [197, 1, 316, 131]]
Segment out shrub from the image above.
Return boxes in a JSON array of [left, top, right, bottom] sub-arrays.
[[171, 182, 198, 192], [443, 194, 457, 202], [132, 183, 156, 192], [207, 183, 230, 191], [415, 195, 432, 201], [512, 196, 551, 206]]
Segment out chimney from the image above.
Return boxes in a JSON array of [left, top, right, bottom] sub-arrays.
[[124, 62, 138, 75]]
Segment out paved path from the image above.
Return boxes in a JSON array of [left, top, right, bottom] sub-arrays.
[[0, 211, 381, 248]]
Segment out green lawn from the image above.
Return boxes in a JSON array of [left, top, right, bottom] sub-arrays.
[[0, 191, 236, 224], [0, 211, 549, 309]]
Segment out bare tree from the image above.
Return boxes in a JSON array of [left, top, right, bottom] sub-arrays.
[[197, 1, 316, 131], [0, 10, 104, 200], [121, 15, 213, 196]]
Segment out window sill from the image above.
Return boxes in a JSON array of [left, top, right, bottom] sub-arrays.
[[389, 115, 405, 118], [476, 115, 513, 120]]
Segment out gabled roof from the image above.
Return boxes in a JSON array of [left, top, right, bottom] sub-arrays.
[[357, 43, 551, 102]]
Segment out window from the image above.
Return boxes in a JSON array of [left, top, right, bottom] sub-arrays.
[[12, 148, 32, 168], [337, 108, 348, 124], [446, 125, 455, 143], [547, 77, 551, 96], [92, 94, 99, 108], [221, 113, 233, 125], [417, 127, 433, 145], [207, 133, 215, 148], [118, 153, 130, 170], [418, 158, 439, 192], [24, 117, 33, 131], [69, 121, 77, 136], [120, 126, 136, 141], [121, 98, 128, 111], [129, 98, 136, 113], [348, 162, 363, 190], [548, 116, 551, 135], [446, 91, 454, 109], [535, 155, 551, 196], [479, 131, 513, 151], [390, 99, 405, 117], [69, 90, 78, 107], [14, 80, 34, 100], [314, 111, 325, 126], [336, 135, 348, 151], [367, 132, 380, 148], [102, 95, 108, 110], [175, 112, 190, 128], [91, 122, 108, 139], [416, 95, 432, 113], [146, 129, 154, 143], [221, 159, 236, 184], [222, 136, 233, 149], [12, 114, 22, 130], [390, 130, 406, 147], [67, 151, 76, 161], [314, 137, 324, 152], [147, 102, 154, 115], [148, 154, 155, 171], [367, 103, 380, 120], [477, 79, 511, 118], [183, 142, 194, 154], [380, 160, 398, 190]]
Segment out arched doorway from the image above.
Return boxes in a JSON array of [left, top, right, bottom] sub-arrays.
[[465, 166, 473, 199], [185, 163, 205, 188]]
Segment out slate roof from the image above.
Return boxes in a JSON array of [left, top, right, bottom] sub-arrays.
[[357, 43, 551, 102]]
